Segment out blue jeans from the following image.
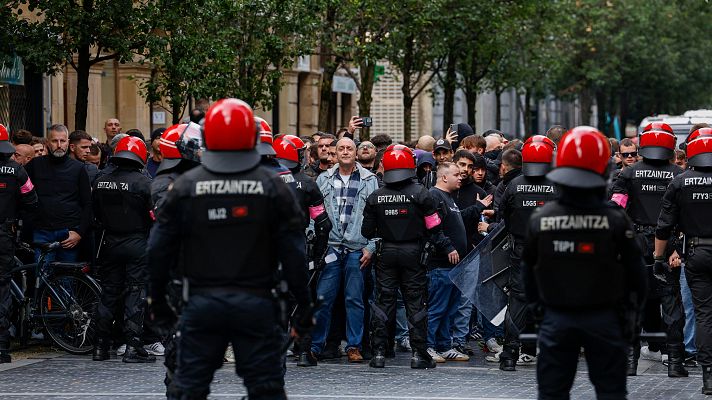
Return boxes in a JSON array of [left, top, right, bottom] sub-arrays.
[[427, 268, 461, 352], [478, 310, 504, 341], [451, 293, 473, 346], [33, 229, 79, 263], [681, 266, 697, 355], [311, 247, 365, 354]]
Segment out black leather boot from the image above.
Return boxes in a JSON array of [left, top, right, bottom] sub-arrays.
[[411, 349, 436, 369], [123, 340, 156, 363], [92, 338, 110, 361], [499, 345, 518, 372], [703, 366, 712, 395], [297, 351, 318, 367], [668, 344, 689, 378], [369, 348, 385, 368], [627, 345, 640, 376], [0, 349, 10, 363]]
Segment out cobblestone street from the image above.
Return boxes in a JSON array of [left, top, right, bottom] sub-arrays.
[[0, 347, 707, 400]]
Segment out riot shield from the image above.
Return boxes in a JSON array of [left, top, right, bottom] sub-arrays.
[[449, 223, 509, 325]]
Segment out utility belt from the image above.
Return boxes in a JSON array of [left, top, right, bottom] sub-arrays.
[[188, 285, 273, 300], [687, 237, 712, 248], [633, 224, 656, 235]]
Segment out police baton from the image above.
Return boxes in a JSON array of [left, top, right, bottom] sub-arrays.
[[519, 332, 667, 342]]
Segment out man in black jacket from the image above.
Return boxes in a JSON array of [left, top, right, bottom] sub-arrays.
[[25, 124, 91, 263]]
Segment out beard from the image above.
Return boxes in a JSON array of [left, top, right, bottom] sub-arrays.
[[50, 147, 67, 158]]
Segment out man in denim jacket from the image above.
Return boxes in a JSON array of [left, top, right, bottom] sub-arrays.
[[311, 138, 379, 362]]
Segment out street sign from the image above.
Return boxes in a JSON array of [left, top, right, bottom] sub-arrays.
[[332, 75, 356, 94], [374, 65, 385, 82]]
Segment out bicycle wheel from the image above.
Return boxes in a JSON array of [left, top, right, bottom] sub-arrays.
[[39, 273, 100, 355]]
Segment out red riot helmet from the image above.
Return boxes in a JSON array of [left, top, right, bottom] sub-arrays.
[[642, 122, 674, 135], [157, 123, 203, 174], [687, 127, 712, 143], [157, 124, 184, 173], [0, 124, 14, 154], [280, 134, 306, 167], [382, 144, 416, 184], [522, 135, 555, 177], [254, 117, 275, 156], [638, 130, 676, 161], [687, 137, 712, 168], [202, 98, 259, 173], [547, 126, 611, 188], [113, 136, 148, 167], [273, 136, 300, 169]]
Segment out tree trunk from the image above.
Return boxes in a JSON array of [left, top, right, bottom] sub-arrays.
[[580, 88, 593, 127], [442, 52, 457, 133], [403, 95, 413, 143], [357, 60, 375, 141], [495, 88, 502, 130], [318, 60, 337, 132], [523, 88, 532, 135], [74, 43, 91, 131], [464, 88, 477, 127]]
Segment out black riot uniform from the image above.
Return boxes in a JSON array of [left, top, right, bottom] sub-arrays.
[[610, 158, 687, 377], [361, 144, 440, 369], [523, 127, 647, 399], [0, 151, 38, 362], [91, 149, 155, 363], [498, 174, 557, 370], [656, 158, 712, 394], [148, 99, 311, 400]]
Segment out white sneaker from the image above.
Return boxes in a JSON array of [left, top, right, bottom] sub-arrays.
[[517, 353, 537, 365], [485, 338, 503, 354], [427, 347, 446, 363], [440, 348, 470, 361], [116, 344, 126, 356], [641, 346, 662, 362], [144, 342, 165, 356], [397, 337, 412, 352], [485, 351, 501, 363], [224, 345, 235, 363]]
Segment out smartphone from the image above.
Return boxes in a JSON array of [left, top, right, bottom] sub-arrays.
[[361, 117, 373, 127], [449, 123, 458, 135]]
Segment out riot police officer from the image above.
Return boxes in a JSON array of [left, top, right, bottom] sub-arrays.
[[655, 135, 712, 395], [147, 98, 312, 400], [361, 144, 441, 369], [152, 123, 202, 212], [498, 135, 558, 371], [256, 118, 296, 189], [0, 124, 37, 363], [610, 129, 688, 377], [92, 136, 155, 363], [273, 135, 332, 367], [522, 126, 647, 399]]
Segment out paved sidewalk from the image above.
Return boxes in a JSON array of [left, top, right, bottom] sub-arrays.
[[0, 348, 706, 399]]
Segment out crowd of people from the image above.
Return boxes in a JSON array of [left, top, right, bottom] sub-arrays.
[[1, 103, 711, 399]]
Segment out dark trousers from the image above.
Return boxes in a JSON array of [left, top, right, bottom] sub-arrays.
[[637, 233, 685, 347], [169, 291, 286, 400], [93, 234, 148, 344], [684, 245, 712, 367], [371, 243, 428, 353], [502, 241, 536, 360], [537, 308, 627, 400], [0, 229, 13, 349]]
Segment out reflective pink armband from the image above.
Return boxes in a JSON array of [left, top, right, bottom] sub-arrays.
[[424, 213, 441, 229], [20, 178, 34, 194], [611, 193, 628, 208], [309, 204, 326, 220]]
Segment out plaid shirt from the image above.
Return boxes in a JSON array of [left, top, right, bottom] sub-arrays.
[[332, 169, 361, 234]]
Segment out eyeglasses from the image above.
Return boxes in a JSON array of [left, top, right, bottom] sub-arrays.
[[358, 143, 375, 149], [620, 152, 638, 158]]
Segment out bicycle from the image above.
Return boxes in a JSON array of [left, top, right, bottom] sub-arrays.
[[9, 241, 102, 355]]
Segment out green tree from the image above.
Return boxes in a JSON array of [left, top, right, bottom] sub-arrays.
[[385, 0, 444, 142], [8, 0, 152, 130]]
